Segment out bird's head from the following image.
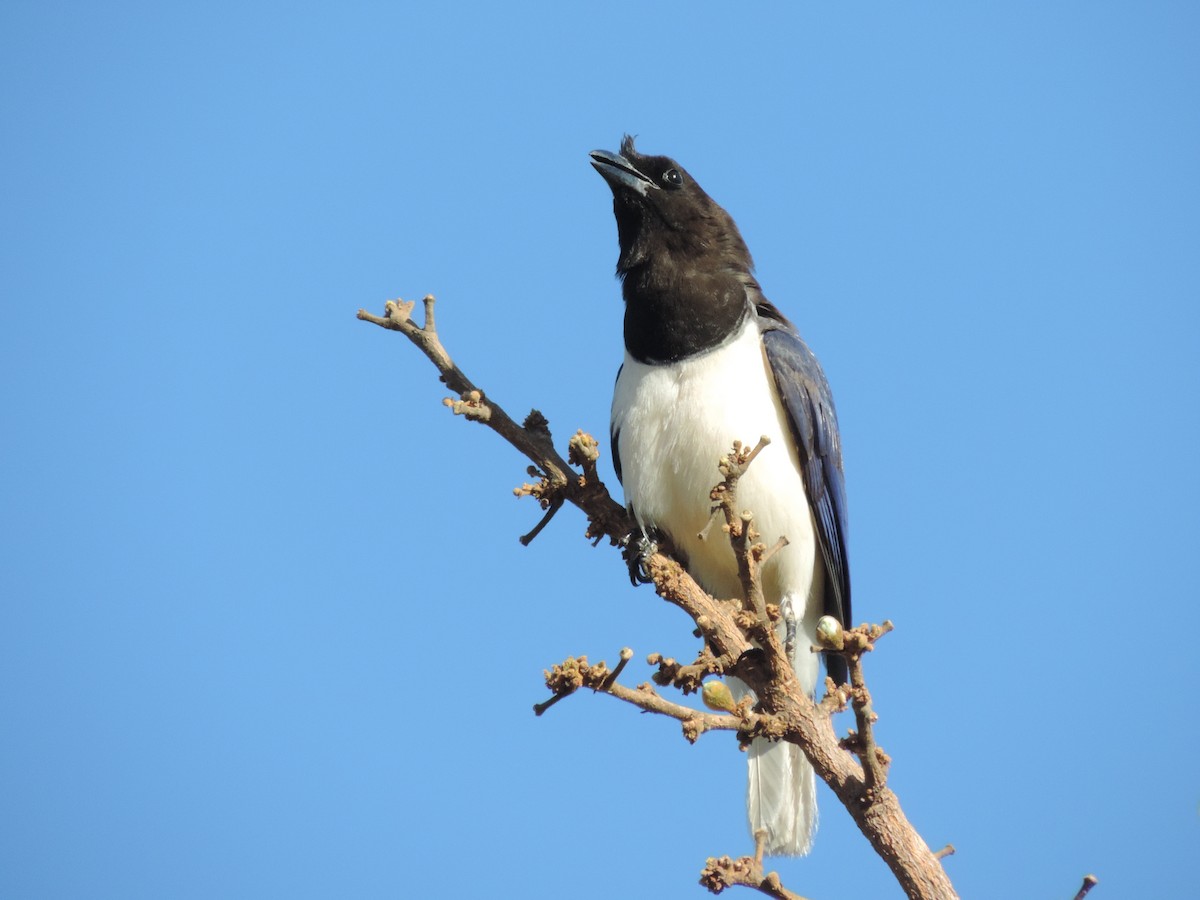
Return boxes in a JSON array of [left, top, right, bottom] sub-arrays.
[[590, 135, 753, 279]]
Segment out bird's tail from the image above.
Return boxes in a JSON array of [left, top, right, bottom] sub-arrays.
[[745, 736, 817, 856], [735, 593, 821, 856]]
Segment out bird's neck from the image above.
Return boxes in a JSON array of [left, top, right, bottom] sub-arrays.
[[622, 262, 752, 364]]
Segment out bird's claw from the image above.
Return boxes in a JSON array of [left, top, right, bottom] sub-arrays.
[[621, 532, 658, 585]]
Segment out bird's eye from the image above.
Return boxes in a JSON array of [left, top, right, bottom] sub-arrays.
[[662, 168, 683, 187]]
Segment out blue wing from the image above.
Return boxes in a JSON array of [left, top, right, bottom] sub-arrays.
[[761, 321, 852, 685]]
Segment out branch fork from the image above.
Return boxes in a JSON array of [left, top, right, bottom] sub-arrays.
[[700, 854, 810, 900]]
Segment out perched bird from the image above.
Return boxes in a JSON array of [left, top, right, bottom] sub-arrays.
[[590, 136, 851, 857]]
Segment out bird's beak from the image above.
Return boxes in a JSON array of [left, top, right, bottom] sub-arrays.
[[590, 149, 656, 196]]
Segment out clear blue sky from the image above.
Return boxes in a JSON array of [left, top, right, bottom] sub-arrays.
[[3, 3, 1197, 898]]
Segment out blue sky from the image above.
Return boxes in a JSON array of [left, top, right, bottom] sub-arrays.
[[2, 3, 1197, 898]]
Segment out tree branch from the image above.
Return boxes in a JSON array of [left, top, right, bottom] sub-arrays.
[[699, 855, 812, 900], [536, 651, 747, 742], [817, 618, 894, 797], [360, 295, 1097, 900], [358, 297, 631, 545]]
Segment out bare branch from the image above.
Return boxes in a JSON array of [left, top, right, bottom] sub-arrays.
[[358, 296, 630, 546], [699, 855, 811, 900], [598, 646, 633, 689], [516, 497, 564, 546], [650, 644, 738, 695], [360, 297, 964, 899], [837, 621, 894, 795], [1072, 874, 1099, 900], [709, 436, 778, 633], [535, 651, 746, 743], [608, 681, 745, 744]]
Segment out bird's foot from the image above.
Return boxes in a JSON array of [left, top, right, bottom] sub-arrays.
[[620, 531, 658, 585]]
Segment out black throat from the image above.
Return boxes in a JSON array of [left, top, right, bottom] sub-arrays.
[[621, 262, 752, 364]]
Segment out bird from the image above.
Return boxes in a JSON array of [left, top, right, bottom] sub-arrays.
[[590, 135, 851, 857]]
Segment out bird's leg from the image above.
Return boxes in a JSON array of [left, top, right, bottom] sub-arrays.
[[780, 596, 798, 664]]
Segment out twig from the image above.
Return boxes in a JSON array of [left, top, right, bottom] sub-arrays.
[[610, 681, 746, 744], [650, 644, 737, 694], [699, 855, 811, 900], [847, 622, 893, 795], [532, 691, 569, 717], [1072, 874, 1099, 900], [598, 646, 633, 689], [819, 618, 894, 795], [710, 437, 777, 632], [536, 652, 746, 742], [932, 844, 955, 860], [518, 497, 564, 546]]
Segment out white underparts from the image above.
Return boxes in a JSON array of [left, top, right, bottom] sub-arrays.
[[612, 315, 825, 855]]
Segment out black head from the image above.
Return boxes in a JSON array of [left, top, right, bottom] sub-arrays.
[[589, 135, 754, 279], [590, 136, 766, 362]]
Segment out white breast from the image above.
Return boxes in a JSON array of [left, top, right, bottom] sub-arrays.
[[611, 316, 822, 642]]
